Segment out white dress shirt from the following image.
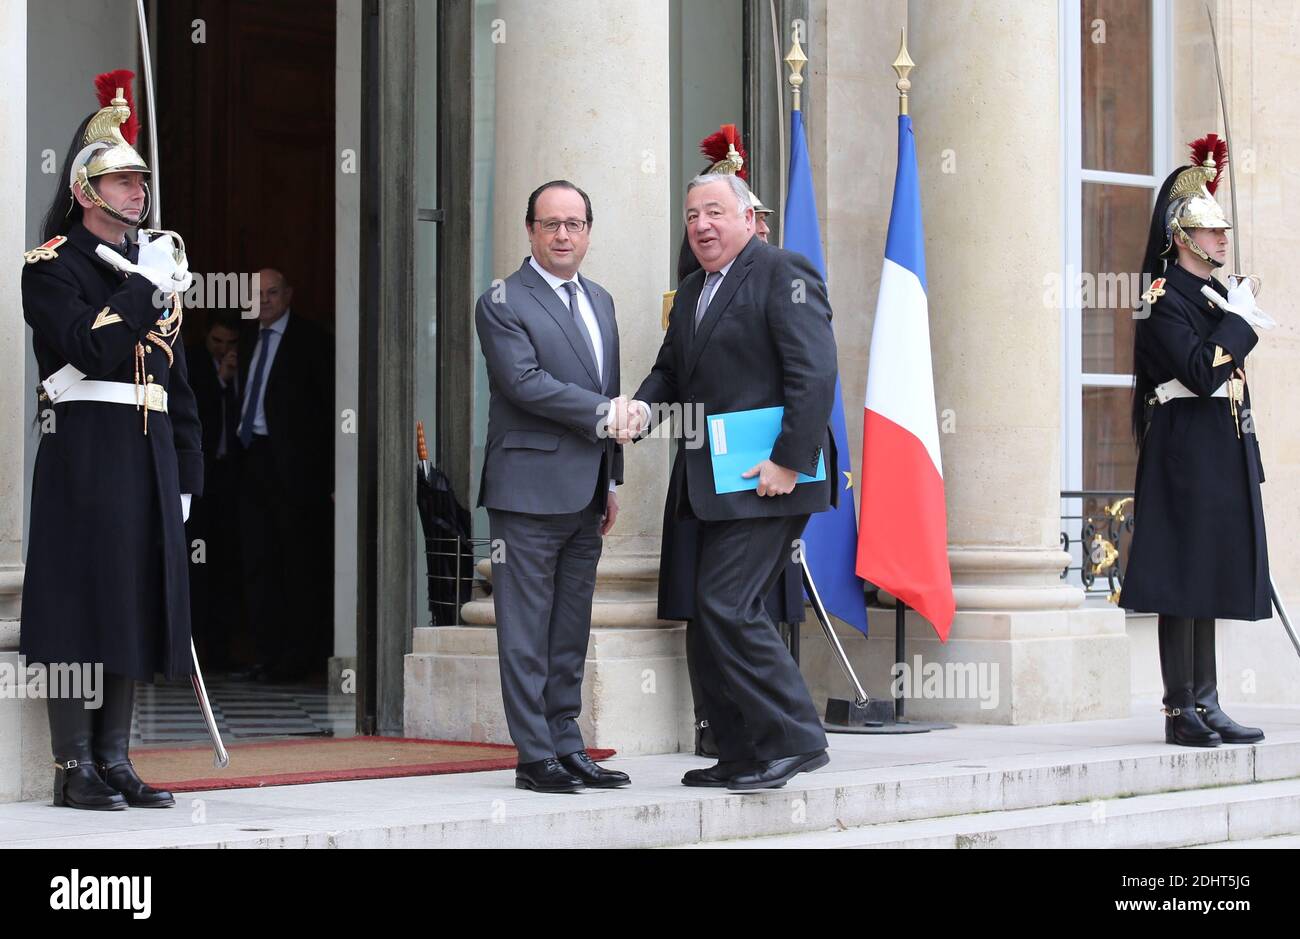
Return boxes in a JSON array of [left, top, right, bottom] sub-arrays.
[[529, 256, 616, 493], [633, 258, 736, 428], [529, 255, 605, 383]]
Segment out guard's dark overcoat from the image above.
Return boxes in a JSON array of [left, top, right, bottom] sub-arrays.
[[1120, 261, 1270, 620], [19, 222, 204, 679]]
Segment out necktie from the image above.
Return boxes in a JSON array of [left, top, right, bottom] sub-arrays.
[[562, 281, 600, 382], [238, 328, 272, 448], [695, 271, 723, 332]]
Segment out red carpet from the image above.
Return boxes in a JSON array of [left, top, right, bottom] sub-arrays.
[[132, 736, 616, 792]]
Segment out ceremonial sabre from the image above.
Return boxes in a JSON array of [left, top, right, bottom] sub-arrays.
[[136, 0, 229, 767], [135, 0, 161, 230], [1204, 3, 1300, 663], [1204, 4, 1241, 274]]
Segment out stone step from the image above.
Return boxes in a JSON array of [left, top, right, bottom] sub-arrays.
[[4, 734, 1298, 849], [683, 778, 1300, 849], [1186, 832, 1300, 849]]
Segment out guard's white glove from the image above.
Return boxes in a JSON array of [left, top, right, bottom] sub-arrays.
[[95, 230, 193, 296], [1201, 278, 1276, 330], [143, 230, 193, 292], [181, 493, 192, 523], [138, 230, 194, 294]]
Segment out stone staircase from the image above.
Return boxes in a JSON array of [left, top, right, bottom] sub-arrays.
[[2, 716, 1298, 849]]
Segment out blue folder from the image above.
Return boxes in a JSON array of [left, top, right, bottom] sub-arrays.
[[706, 406, 826, 494]]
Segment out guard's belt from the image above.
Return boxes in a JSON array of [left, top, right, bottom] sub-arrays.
[[41, 377, 168, 413], [1152, 377, 1228, 404]]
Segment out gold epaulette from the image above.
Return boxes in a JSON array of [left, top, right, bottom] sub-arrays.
[[1140, 276, 1166, 305], [662, 290, 676, 331], [23, 235, 66, 264]]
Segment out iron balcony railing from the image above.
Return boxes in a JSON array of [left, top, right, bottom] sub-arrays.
[[1060, 489, 1135, 604]]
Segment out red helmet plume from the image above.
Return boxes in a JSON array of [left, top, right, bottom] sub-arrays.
[[1189, 133, 1228, 195], [698, 123, 748, 181], [93, 69, 140, 146]]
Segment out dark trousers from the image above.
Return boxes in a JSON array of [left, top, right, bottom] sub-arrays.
[[239, 436, 332, 679], [487, 491, 604, 763], [692, 514, 827, 762], [188, 455, 242, 669]]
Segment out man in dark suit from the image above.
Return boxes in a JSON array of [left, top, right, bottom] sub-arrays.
[[236, 268, 335, 682], [185, 312, 243, 669], [625, 173, 838, 791], [475, 180, 630, 793]]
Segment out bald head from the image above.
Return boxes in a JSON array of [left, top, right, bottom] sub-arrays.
[[257, 268, 293, 325]]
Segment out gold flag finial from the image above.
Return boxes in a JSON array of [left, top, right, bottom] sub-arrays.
[[786, 36, 808, 112], [892, 28, 915, 116]]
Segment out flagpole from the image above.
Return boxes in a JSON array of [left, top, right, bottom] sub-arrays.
[[894, 26, 915, 118], [781, 32, 875, 721], [782, 34, 806, 251], [830, 27, 952, 734], [783, 34, 921, 734], [892, 28, 914, 723]]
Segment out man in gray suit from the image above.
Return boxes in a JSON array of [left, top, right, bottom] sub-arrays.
[[475, 180, 632, 793]]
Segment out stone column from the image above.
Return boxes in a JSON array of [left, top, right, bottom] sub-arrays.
[[819, 0, 1127, 723], [0, 0, 46, 803], [404, 0, 692, 754]]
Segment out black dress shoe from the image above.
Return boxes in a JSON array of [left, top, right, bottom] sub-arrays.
[[727, 750, 830, 791], [515, 757, 585, 793], [682, 760, 755, 788], [559, 750, 630, 789], [99, 761, 176, 808], [228, 663, 269, 682]]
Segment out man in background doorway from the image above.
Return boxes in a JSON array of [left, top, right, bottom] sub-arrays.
[[186, 312, 244, 671], [236, 268, 335, 683]]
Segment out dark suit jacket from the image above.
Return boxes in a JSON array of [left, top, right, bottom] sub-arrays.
[[185, 341, 238, 463], [475, 257, 623, 515], [237, 312, 335, 500], [635, 235, 838, 521]]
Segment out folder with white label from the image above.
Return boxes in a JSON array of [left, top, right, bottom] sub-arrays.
[[706, 406, 826, 494]]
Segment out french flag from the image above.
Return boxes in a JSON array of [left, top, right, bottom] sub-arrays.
[[855, 114, 955, 641]]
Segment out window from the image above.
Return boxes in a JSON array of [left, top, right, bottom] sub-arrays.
[[1061, 0, 1171, 594]]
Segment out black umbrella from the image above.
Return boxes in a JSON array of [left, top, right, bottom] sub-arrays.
[[416, 422, 475, 626]]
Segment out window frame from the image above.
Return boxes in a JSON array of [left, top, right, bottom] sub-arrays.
[[1060, 0, 1173, 494]]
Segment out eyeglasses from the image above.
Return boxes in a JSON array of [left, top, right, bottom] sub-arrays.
[[536, 219, 588, 234]]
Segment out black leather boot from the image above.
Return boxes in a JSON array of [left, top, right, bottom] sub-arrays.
[[694, 720, 720, 759], [1158, 615, 1221, 747], [93, 673, 175, 808], [1193, 617, 1264, 743], [47, 695, 126, 810], [686, 621, 719, 758]]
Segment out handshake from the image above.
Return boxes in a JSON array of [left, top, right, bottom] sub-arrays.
[[603, 395, 650, 445], [95, 229, 194, 298]]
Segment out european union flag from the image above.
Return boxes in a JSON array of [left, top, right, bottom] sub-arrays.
[[784, 107, 868, 634]]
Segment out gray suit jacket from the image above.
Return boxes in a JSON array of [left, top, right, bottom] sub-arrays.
[[475, 257, 623, 515]]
